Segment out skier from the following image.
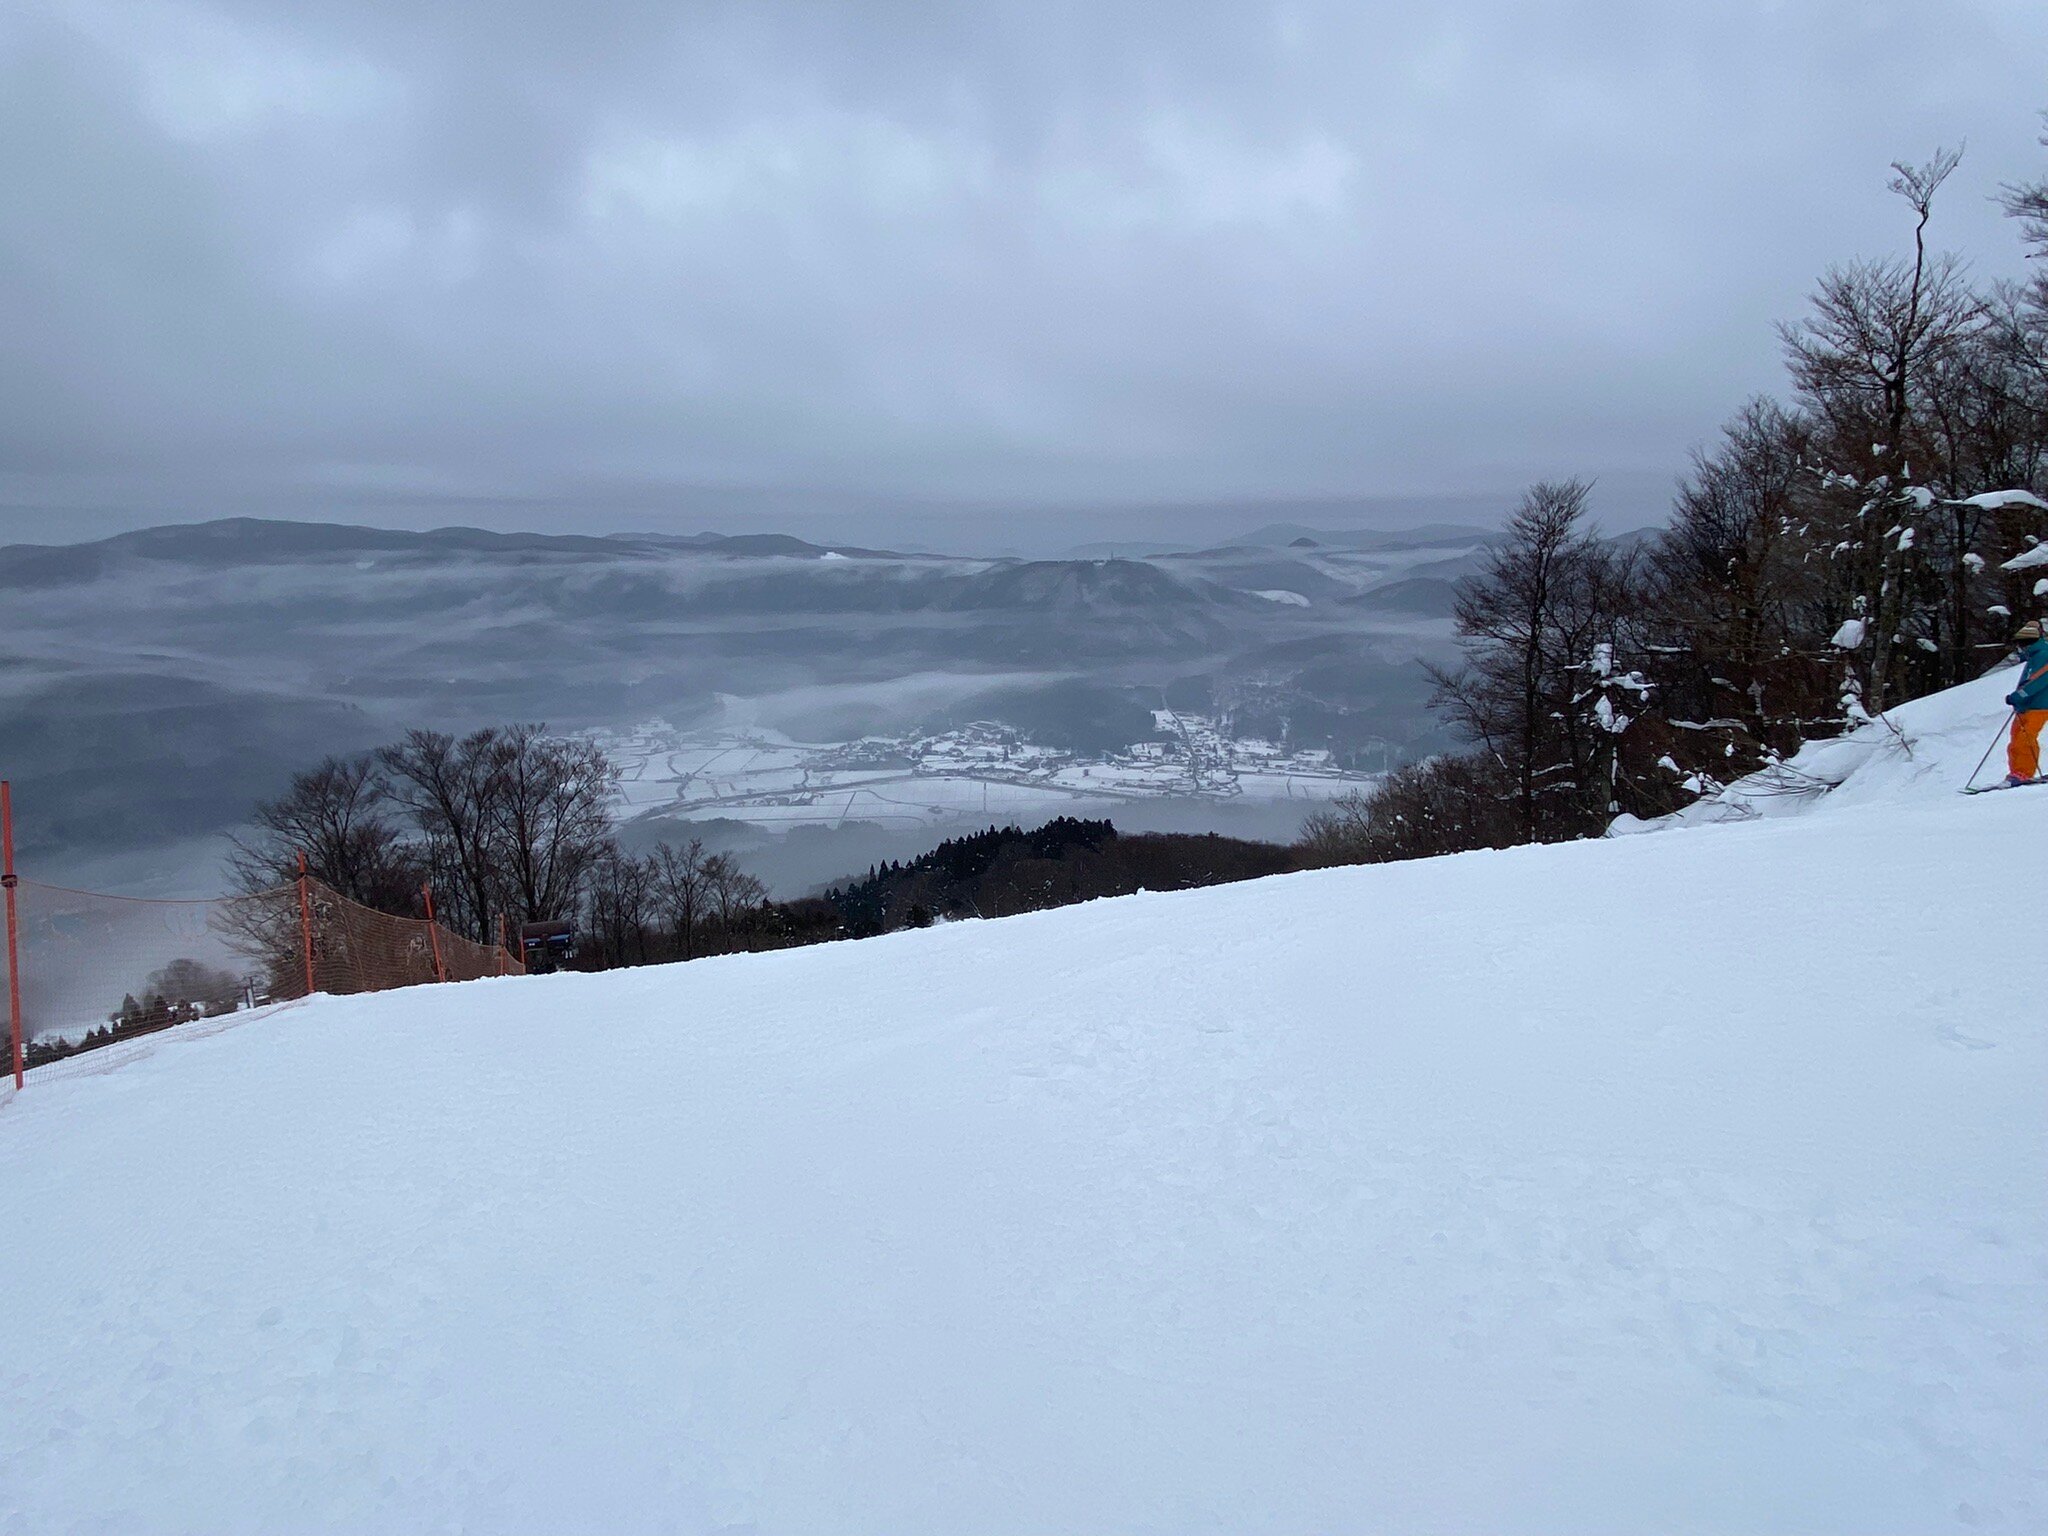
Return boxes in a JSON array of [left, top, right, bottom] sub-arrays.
[[2006, 619, 2048, 786]]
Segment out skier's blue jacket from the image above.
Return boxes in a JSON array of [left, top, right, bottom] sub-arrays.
[[2009, 639, 2048, 712]]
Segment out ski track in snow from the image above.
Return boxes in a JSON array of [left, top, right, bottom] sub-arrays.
[[0, 670, 2043, 1533]]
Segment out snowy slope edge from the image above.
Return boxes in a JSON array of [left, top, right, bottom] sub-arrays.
[[1613, 662, 2030, 833]]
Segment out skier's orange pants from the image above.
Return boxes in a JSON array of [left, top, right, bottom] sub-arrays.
[[2012, 710, 2048, 781]]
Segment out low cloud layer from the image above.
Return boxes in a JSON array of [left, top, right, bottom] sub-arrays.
[[3, 1, 2045, 540]]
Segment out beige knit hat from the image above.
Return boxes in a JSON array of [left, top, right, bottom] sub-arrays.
[[2019, 619, 2045, 642]]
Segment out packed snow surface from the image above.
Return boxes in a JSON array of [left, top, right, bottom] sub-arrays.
[[2, 674, 2044, 1533]]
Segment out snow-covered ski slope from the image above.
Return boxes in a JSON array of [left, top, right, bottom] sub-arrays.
[[2, 670, 2043, 1534]]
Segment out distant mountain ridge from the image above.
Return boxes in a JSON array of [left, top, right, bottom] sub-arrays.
[[0, 518, 928, 589], [0, 514, 1476, 876]]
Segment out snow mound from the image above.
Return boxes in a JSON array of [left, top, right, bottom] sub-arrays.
[[1619, 662, 2028, 833], [1, 717, 2042, 1530]]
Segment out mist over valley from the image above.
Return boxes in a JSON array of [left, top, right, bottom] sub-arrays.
[[3, 515, 1481, 894]]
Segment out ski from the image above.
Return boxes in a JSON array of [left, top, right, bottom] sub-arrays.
[[1962, 777, 2047, 795]]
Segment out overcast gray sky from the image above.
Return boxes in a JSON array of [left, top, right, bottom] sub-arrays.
[[2, 0, 2045, 549]]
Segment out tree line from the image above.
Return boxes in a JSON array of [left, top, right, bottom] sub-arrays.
[[578, 840, 840, 968], [827, 817, 1298, 934], [223, 724, 792, 968], [1305, 131, 2048, 864], [230, 730, 1317, 985], [229, 725, 623, 940], [24, 959, 246, 1072]]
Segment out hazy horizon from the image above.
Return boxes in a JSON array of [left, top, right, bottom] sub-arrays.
[[1, 474, 1668, 559]]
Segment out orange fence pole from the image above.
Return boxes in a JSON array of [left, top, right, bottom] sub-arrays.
[[3, 782, 24, 1091], [422, 883, 448, 983], [499, 913, 513, 975], [296, 851, 316, 997]]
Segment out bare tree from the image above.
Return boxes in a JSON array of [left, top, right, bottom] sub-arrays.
[[1780, 147, 1986, 710], [651, 839, 711, 960], [1644, 399, 1831, 751], [1919, 302, 2048, 679], [584, 844, 656, 967], [1999, 111, 2048, 345], [700, 852, 768, 949], [1297, 755, 1518, 866], [490, 724, 619, 929], [378, 729, 506, 942], [225, 753, 419, 909], [143, 958, 244, 1016], [1427, 479, 1631, 842]]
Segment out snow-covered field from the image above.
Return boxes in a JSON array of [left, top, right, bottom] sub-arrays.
[[1, 671, 2043, 1532], [599, 714, 1372, 833]]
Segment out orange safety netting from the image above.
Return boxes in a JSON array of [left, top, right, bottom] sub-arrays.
[[3, 874, 521, 1081], [300, 880, 520, 994]]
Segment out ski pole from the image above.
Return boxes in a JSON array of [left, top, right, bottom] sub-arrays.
[[1963, 709, 2015, 791]]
